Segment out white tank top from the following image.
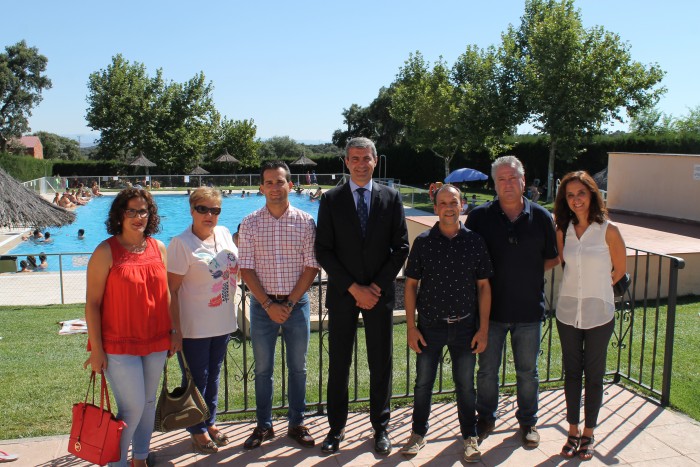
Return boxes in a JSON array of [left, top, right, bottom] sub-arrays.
[[556, 220, 615, 329]]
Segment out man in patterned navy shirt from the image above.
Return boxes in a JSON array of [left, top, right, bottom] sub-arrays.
[[400, 184, 493, 463]]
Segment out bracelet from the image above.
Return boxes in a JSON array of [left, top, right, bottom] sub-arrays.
[[262, 298, 273, 310]]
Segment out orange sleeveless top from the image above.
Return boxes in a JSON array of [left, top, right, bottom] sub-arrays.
[[99, 236, 171, 355]]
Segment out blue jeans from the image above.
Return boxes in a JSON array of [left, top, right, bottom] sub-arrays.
[[250, 293, 310, 429], [412, 318, 477, 438], [104, 351, 168, 467], [476, 321, 541, 426], [179, 334, 230, 434]]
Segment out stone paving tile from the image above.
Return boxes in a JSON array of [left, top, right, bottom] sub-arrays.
[[598, 427, 683, 464], [2, 386, 700, 466]]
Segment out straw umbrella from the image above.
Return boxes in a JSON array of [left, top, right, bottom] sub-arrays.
[[290, 154, 317, 168], [214, 148, 241, 165], [290, 154, 317, 185], [189, 166, 210, 186], [214, 149, 240, 186], [0, 167, 76, 229], [129, 151, 157, 176]]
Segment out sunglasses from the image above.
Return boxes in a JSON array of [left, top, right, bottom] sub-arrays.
[[124, 209, 149, 218], [194, 205, 222, 215]]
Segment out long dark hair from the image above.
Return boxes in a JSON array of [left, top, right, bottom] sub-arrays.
[[105, 188, 161, 236], [553, 171, 607, 232]]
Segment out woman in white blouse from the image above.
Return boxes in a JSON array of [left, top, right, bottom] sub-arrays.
[[167, 187, 239, 454], [553, 171, 627, 461]]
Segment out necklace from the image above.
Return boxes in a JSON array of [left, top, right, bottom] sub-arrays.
[[120, 237, 147, 253]]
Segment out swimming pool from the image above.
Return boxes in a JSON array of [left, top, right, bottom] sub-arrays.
[[9, 193, 321, 271]]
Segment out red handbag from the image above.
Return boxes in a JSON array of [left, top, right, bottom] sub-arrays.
[[68, 371, 127, 466]]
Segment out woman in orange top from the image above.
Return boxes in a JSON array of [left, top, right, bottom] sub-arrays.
[[84, 188, 179, 467]]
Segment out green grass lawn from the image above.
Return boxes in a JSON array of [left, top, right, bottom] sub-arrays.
[[0, 296, 697, 440]]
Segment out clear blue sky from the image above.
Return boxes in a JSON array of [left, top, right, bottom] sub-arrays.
[[3, 0, 699, 145]]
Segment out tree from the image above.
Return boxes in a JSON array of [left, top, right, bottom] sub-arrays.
[[504, 0, 666, 200], [211, 118, 261, 168], [33, 131, 82, 160], [258, 135, 303, 159], [390, 50, 519, 177], [0, 40, 52, 152], [332, 87, 405, 149], [86, 55, 220, 173], [675, 105, 700, 134]]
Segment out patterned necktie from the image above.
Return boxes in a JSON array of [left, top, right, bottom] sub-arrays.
[[356, 187, 368, 237]]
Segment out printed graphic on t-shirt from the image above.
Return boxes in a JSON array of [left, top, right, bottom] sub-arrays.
[[196, 250, 239, 308]]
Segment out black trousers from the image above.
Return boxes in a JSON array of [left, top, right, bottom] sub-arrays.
[[326, 302, 393, 434], [557, 318, 615, 428]]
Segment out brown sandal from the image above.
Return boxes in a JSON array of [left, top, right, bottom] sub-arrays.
[[209, 430, 230, 447], [578, 435, 595, 461], [191, 434, 219, 454], [560, 434, 580, 458]]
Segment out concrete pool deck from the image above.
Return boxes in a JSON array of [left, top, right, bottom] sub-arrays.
[[2, 385, 699, 466]]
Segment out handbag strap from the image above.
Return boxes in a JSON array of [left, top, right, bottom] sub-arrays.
[[100, 372, 112, 413], [84, 371, 97, 405], [160, 351, 195, 393]]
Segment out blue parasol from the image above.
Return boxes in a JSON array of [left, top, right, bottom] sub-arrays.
[[444, 168, 488, 183]]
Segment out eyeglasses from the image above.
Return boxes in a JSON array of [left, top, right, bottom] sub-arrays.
[[194, 205, 222, 215], [124, 209, 149, 218]]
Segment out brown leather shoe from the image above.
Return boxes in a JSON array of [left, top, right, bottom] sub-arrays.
[[288, 425, 315, 447], [244, 426, 274, 449]]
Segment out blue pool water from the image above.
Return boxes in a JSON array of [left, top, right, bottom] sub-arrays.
[[9, 193, 320, 271]]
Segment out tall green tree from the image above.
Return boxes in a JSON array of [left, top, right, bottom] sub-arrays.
[[390, 49, 519, 178], [33, 131, 82, 160], [0, 41, 52, 152], [86, 55, 220, 173], [390, 52, 460, 178], [504, 0, 665, 200], [211, 118, 261, 169], [258, 135, 303, 159], [332, 87, 404, 149]]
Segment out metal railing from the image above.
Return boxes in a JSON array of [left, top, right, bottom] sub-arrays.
[[0, 246, 686, 409]]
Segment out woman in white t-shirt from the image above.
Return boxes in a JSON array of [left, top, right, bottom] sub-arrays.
[[553, 171, 627, 461], [167, 187, 239, 454]]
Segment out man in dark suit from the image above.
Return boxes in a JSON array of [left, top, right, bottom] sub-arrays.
[[315, 137, 409, 455]]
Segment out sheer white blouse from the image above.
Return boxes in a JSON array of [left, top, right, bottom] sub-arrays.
[[556, 220, 615, 329]]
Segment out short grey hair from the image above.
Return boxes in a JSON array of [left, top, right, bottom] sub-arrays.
[[491, 155, 524, 180], [345, 137, 377, 159]]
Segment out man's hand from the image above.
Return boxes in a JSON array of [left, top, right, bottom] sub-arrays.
[[471, 328, 488, 354], [267, 303, 291, 324], [349, 284, 381, 310], [407, 326, 427, 354]]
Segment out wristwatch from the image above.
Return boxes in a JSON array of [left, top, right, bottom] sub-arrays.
[[286, 300, 295, 309]]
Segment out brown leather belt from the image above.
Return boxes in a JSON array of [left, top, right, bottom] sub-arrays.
[[269, 294, 289, 301]]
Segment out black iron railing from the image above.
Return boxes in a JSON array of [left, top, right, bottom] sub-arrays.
[[218, 246, 685, 417]]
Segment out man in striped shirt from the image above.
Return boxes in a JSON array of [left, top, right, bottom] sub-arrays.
[[239, 160, 320, 450]]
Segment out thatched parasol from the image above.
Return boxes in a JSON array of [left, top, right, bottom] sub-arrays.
[[129, 151, 157, 176], [189, 166, 210, 186], [290, 155, 317, 167], [0, 167, 76, 229], [593, 168, 608, 191], [214, 149, 241, 165]]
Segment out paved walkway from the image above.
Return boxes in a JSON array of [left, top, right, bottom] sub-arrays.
[[2, 385, 699, 466]]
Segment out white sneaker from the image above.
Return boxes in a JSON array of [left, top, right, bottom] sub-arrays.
[[463, 436, 481, 463], [400, 432, 426, 456]]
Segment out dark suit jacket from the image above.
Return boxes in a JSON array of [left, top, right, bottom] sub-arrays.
[[315, 181, 409, 310]]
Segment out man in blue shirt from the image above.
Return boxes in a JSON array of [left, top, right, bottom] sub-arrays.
[[401, 184, 493, 463], [465, 156, 559, 448]]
